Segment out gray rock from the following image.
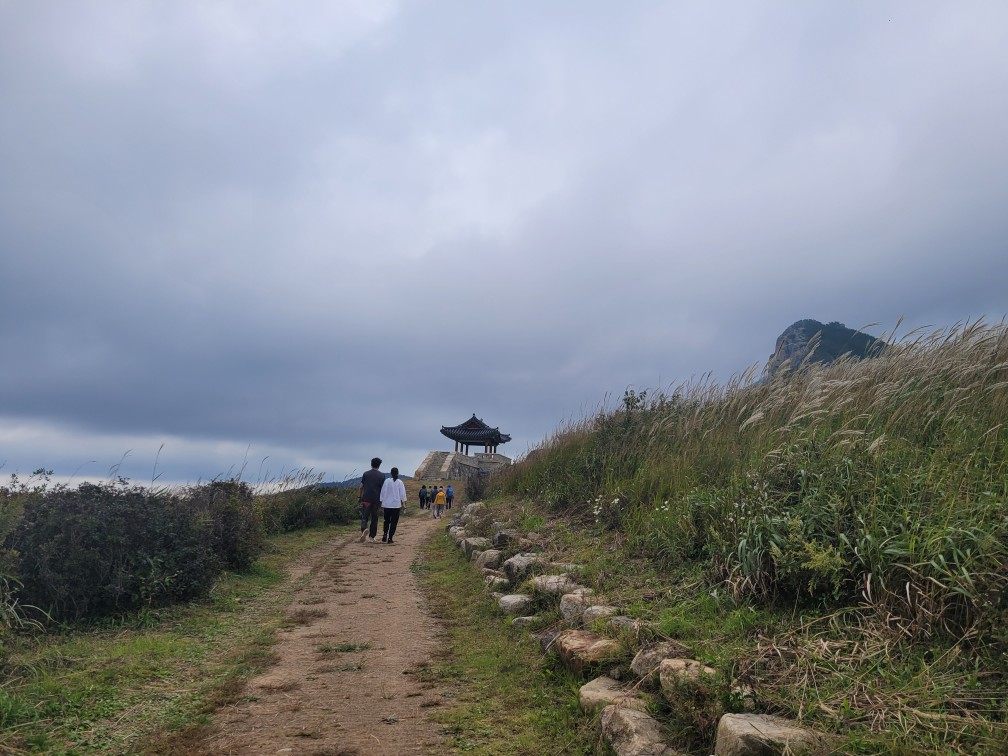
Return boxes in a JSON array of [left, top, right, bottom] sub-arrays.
[[579, 676, 646, 714], [715, 713, 832, 755], [630, 641, 690, 683], [560, 592, 593, 621], [600, 705, 678, 756], [484, 575, 510, 591], [530, 628, 561, 653], [492, 529, 520, 548], [583, 605, 619, 624], [474, 549, 504, 570], [498, 593, 534, 615], [502, 553, 547, 584], [608, 615, 646, 635], [658, 658, 717, 692], [554, 629, 622, 673], [510, 615, 539, 628], [532, 574, 585, 595], [462, 536, 491, 558]]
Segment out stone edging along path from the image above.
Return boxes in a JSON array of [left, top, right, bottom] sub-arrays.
[[447, 502, 838, 756]]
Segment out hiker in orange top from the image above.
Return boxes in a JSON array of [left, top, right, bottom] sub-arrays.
[[432, 485, 447, 519]]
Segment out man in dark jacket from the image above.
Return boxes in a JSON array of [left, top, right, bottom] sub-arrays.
[[358, 457, 384, 542]]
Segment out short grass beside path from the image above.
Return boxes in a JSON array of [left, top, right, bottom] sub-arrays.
[[415, 528, 605, 755], [0, 525, 348, 754]]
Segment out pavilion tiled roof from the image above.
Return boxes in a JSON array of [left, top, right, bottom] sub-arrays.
[[440, 414, 511, 445]]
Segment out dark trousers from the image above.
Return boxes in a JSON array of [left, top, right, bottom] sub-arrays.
[[382, 507, 401, 541], [360, 503, 379, 538]]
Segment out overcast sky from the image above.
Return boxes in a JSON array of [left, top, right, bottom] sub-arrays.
[[2, 1, 1006, 487]]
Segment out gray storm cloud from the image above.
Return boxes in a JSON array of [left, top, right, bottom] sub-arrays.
[[1, 1, 1006, 484]]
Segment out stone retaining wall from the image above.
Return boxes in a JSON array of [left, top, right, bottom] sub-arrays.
[[445, 502, 837, 755]]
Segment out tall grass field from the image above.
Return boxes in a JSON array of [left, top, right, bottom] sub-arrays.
[[492, 320, 1007, 753]]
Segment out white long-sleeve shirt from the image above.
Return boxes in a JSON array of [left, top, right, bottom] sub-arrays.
[[380, 477, 407, 508]]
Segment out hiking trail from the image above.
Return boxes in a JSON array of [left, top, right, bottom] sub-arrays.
[[197, 512, 451, 755]]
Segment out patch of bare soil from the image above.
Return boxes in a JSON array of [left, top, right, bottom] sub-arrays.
[[194, 512, 451, 755]]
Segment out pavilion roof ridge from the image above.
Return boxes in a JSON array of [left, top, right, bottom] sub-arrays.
[[440, 412, 511, 446]]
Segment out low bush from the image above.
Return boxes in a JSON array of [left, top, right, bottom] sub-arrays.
[[256, 485, 357, 534], [181, 480, 264, 571], [7, 481, 219, 622]]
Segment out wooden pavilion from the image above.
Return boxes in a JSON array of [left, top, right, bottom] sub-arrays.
[[440, 414, 511, 455]]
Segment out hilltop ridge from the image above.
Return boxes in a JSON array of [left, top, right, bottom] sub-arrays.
[[766, 318, 885, 374]]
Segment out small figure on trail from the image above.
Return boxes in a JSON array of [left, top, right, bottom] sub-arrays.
[[433, 485, 447, 519], [380, 467, 408, 544], [358, 457, 384, 543], [419, 484, 428, 510], [445, 484, 454, 510]]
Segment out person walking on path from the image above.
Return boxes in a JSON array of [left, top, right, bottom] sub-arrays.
[[358, 457, 384, 542], [432, 485, 447, 519], [445, 484, 454, 510], [380, 467, 408, 544], [419, 484, 428, 510]]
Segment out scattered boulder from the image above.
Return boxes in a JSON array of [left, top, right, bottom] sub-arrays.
[[658, 658, 717, 692], [554, 630, 622, 673], [450, 528, 468, 546], [715, 713, 832, 755], [579, 676, 646, 714], [498, 594, 534, 615], [502, 553, 547, 584], [533, 574, 586, 596], [600, 705, 678, 756], [475, 549, 504, 570], [630, 642, 691, 683]]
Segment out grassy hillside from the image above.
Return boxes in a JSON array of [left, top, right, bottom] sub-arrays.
[[489, 320, 1007, 753]]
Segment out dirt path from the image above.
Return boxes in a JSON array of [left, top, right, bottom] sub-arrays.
[[198, 512, 451, 755]]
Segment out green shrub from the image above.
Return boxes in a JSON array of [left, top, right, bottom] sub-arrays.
[[181, 480, 264, 571], [256, 485, 357, 534], [7, 482, 219, 622]]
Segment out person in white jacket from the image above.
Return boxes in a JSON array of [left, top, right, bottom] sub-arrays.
[[379, 467, 408, 544]]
